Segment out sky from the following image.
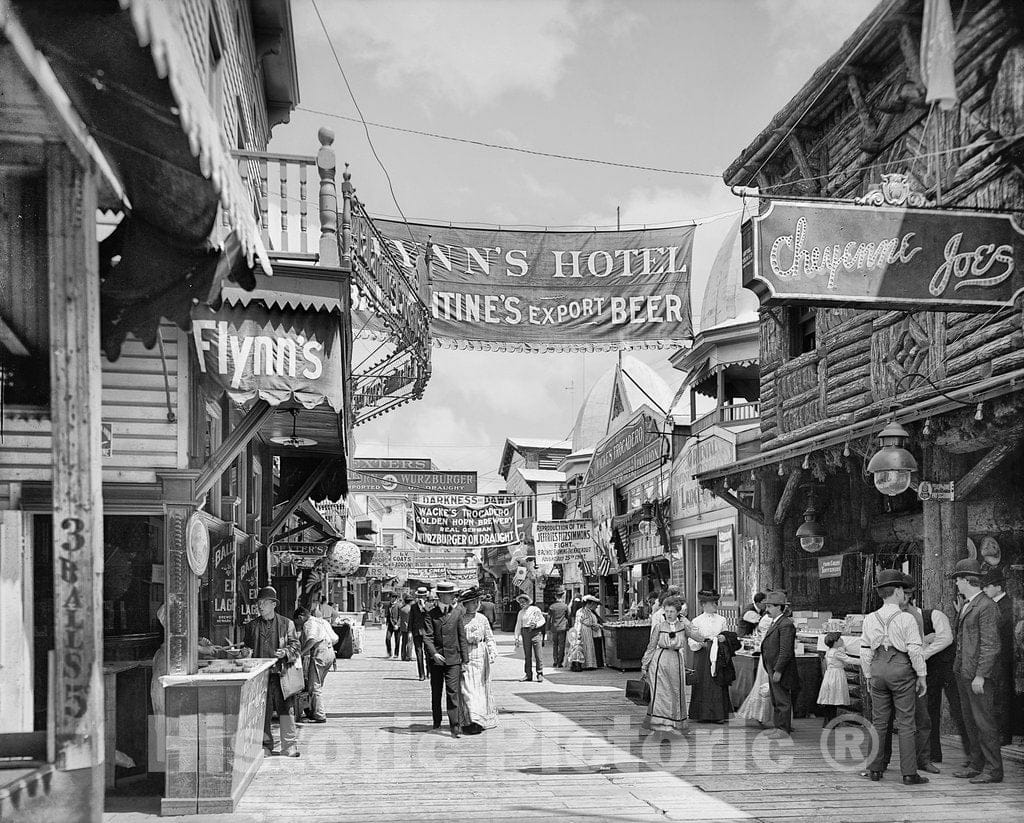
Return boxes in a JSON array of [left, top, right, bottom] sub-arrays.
[[269, 0, 879, 492]]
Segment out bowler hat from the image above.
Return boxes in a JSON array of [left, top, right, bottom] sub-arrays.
[[983, 567, 1005, 586], [435, 581, 457, 594], [515, 593, 532, 605], [901, 573, 916, 591], [256, 586, 278, 603], [764, 591, 788, 606], [874, 569, 907, 589], [947, 559, 985, 579], [459, 586, 483, 603]]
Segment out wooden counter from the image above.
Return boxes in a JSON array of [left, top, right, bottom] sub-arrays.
[[602, 624, 651, 671], [160, 660, 274, 815]]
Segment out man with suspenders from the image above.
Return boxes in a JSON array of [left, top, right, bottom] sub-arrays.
[[860, 569, 929, 785]]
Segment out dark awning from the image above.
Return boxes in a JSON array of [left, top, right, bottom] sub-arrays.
[[14, 0, 271, 359]]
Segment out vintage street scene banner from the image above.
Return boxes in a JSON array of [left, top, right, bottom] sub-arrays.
[[533, 520, 595, 565], [372, 220, 694, 350], [413, 494, 518, 547]]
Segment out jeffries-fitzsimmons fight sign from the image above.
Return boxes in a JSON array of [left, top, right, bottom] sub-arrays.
[[742, 199, 1024, 312], [373, 220, 694, 349], [413, 495, 518, 548]]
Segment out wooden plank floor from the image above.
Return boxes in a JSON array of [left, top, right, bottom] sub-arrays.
[[107, 627, 1022, 822]]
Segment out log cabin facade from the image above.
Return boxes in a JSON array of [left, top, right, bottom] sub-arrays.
[[699, 0, 1024, 740]]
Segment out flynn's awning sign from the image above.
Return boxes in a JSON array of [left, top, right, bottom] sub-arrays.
[[742, 200, 1024, 312], [413, 495, 518, 548], [191, 306, 345, 411], [374, 220, 694, 350]]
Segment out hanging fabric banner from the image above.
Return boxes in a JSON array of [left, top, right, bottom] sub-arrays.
[[533, 520, 595, 565], [413, 494, 518, 548], [369, 220, 695, 351]]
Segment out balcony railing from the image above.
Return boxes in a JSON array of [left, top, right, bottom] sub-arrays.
[[690, 401, 760, 435], [230, 128, 432, 427]]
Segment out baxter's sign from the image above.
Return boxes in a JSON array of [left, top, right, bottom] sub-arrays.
[[742, 200, 1024, 312]]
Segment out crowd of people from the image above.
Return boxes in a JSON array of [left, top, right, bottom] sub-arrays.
[[240, 566, 1015, 783]]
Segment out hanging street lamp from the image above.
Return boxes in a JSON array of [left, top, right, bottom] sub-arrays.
[[795, 500, 826, 553], [866, 420, 918, 496]]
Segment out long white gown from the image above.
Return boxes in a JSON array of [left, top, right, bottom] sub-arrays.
[[736, 613, 775, 725], [461, 613, 498, 730]]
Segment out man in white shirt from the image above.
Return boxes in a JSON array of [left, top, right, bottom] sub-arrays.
[[859, 569, 929, 785], [514, 593, 546, 682]]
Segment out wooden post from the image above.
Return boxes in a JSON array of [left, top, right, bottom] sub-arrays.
[[759, 473, 785, 591], [922, 447, 965, 615], [317, 126, 339, 267], [47, 143, 104, 812], [159, 473, 202, 677]]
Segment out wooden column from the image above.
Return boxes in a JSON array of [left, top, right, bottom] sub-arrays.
[[46, 143, 104, 810], [922, 447, 965, 615], [758, 473, 785, 591], [317, 126, 339, 267]]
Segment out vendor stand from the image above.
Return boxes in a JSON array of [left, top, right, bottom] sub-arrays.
[[602, 621, 651, 671]]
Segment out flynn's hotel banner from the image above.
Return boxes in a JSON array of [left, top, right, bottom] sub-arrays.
[[370, 220, 695, 351]]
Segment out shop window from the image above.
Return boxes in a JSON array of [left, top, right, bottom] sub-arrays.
[[789, 306, 816, 355], [551, 500, 567, 521]]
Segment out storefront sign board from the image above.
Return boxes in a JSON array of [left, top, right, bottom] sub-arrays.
[[533, 520, 595, 565], [352, 457, 434, 471], [413, 495, 518, 548], [211, 538, 236, 627], [585, 412, 665, 498], [818, 554, 844, 579], [374, 219, 694, 348], [742, 199, 1024, 311], [348, 470, 478, 494], [676, 434, 735, 520], [236, 540, 262, 624], [717, 526, 735, 601]]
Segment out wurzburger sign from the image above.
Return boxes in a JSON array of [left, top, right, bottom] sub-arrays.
[[413, 495, 518, 548], [742, 198, 1024, 311], [373, 220, 694, 350]]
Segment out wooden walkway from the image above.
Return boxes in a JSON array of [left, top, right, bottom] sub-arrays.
[[106, 627, 1022, 823]]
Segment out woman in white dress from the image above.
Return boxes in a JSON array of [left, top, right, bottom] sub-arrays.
[[458, 588, 498, 733], [573, 595, 604, 670], [735, 611, 775, 726]]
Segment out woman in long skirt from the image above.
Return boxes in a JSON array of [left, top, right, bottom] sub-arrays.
[[458, 588, 498, 733], [736, 612, 775, 726], [688, 590, 733, 722], [573, 595, 604, 670], [641, 596, 704, 733]]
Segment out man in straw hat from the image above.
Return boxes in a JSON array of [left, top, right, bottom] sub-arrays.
[[949, 559, 1003, 783], [409, 586, 431, 681], [243, 586, 301, 757], [423, 581, 469, 738], [759, 590, 799, 739], [514, 592, 547, 682], [859, 570, 928, 784]]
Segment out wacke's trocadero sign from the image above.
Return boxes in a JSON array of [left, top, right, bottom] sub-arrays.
[[741, 199, 1024, 312]]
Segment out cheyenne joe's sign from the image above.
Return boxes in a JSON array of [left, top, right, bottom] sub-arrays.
[[413, 495, 518, 548], [373, 220, 694, 349], [742, 200, 1024, 311]]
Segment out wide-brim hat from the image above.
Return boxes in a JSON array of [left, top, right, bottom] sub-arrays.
[[415, 586, 429, 596], [515, 593, 533, 605], [697, 589, 720, 602], [256, 586, 278, 603], [947, 559, 985, 579], [764, 590, 788, 606], [435, 581, 457, 594], [582, 594, 600, 604], [875, 569, 907, 589], [983, 567, 1006, 586], [459, 586, 483, 603]]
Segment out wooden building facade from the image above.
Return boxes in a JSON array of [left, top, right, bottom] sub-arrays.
[[699, 0, 1024, 737]]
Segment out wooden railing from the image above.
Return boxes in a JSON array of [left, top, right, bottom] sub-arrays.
[[690, 401, 760, 434], [229, 128, 433, 426]]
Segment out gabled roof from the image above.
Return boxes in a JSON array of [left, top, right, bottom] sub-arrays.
[[515, 468, 567, 485], [497, 437, 572, 479]]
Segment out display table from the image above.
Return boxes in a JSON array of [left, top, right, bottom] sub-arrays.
[[602, 623, 651, 671], [729, 653, 824, 718], [160, 660, 274, 815]]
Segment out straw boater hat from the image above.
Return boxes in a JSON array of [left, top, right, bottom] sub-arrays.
[[515, 593, 532, 605], [435, 581, 457, 594], [415, 586, 429, 597]]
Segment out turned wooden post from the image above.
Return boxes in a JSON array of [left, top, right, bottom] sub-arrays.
[[922, 446, 965, 615], [317, 126, 339, 267], [340, 164, 354, 269], [758, 473, 785, 591], [46, 143, 105, 810]]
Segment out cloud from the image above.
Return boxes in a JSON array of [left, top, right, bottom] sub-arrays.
[[326, 0, 583, 109], [762, 0, 879, 81]]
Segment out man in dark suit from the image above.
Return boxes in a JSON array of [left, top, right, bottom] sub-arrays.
[[409, 586, 430, 681], [423, 580, 469, 738], [950, 559, 1003, 783], [243, 586, 301, 757], [760, 590, 799, 738], [479, 593, 497, 629], [983, 568, 1015, 746]]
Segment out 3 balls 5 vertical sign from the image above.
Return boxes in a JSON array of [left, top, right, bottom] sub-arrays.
[[57, 516, 90, 721]]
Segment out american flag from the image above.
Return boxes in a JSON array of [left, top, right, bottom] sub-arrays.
[[597, 554, 612, 577]]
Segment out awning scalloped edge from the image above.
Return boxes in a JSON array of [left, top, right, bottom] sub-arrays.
[[354, 329, 688, 353], [118, 0, 271, 275]]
